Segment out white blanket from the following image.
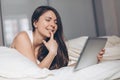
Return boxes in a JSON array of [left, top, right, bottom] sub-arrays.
[[0, 60, 120, 80], [0, 36, 120, 80]]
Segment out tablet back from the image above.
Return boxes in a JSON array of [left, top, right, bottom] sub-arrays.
[[74, 37, 107, 71]]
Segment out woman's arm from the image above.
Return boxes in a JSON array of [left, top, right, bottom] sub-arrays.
[[38, 32, 58, 69], [11, 31, 36, 63], [38, 52, 56, 69], [12, 31, 58, 69]]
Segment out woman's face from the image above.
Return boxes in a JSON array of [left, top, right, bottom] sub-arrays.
[[34, 10, 58, 38]]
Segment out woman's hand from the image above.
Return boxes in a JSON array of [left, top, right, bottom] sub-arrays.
[[97, 49, 105, 63], [42, 32, 58, 56]]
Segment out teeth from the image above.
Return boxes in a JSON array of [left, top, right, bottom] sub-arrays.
[[48, 29, 54, 32]]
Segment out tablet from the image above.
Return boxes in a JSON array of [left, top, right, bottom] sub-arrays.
[[74, 37, 107, 71]]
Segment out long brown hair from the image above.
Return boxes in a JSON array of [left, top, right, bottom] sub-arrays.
[[31, 6, 69, 70]]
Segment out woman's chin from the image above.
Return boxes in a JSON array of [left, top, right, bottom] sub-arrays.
[[45, 34, 51, 38]]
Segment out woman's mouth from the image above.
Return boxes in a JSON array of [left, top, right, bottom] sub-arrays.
[[48, 29, 54, 33]]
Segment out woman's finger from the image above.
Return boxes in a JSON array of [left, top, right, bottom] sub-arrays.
[[50, 32, 54, 40], [97, 55, 103, 58], [101, 49, 105, 52], [42, 40, 47, 46], [99, 49, 105, 55], [97, 55, 103, 62], [99, 51, 104, 55]]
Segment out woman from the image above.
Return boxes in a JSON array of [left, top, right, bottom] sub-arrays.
[[10, 6, 104, 70]]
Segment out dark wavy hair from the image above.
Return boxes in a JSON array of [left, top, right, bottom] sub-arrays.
[[31, 6, 69, 70]]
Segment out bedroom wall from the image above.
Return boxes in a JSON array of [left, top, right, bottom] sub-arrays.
[[49, 0, 97, 40], [1, 0, 47, 30], [102, 0, 119, 36], [0, 0, 3, 46], [114, 0, 120, 35], [0, 0, 47, 46], [94, 0, 120, 36], [93, 0, 106, 36], [0, 14, 4, 46]]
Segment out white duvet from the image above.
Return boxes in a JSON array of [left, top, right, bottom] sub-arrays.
[[49, 60, 120, 80], [0, 36, 120, 80], [0, 60, 120, 80]]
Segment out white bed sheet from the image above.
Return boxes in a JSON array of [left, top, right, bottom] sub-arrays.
[[1, 36, 120, 80], [0, 60, 120, 80]]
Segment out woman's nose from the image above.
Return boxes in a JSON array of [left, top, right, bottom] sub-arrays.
[[50, 22, 56, 28]]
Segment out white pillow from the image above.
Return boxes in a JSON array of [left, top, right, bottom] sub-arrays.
[[65, 36, 88, 65], [66, 36, 120, 64], [99, 36, 120, 62], [102, 46, 120, 61], [0, 47, 52, 78], [104, 35, 120, 48]]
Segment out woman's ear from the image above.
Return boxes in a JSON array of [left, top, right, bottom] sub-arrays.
[[33, 21, 38, 28]]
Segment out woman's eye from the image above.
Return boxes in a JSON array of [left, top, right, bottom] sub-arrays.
[[46, 19, 50, 22], [55, 21, 57, 24]]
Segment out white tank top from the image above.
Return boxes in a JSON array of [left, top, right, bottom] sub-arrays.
[[26, 30, 33, 44], [26, 30, 40, 64]]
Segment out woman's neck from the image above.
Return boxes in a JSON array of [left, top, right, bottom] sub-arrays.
[[32, 31, 45, 48]]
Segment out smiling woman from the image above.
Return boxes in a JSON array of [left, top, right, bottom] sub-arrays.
[[10, 6, 69, 70], [32, 10, 58, 38]]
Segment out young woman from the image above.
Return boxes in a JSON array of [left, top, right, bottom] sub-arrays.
[[10, 6, 105, 70]]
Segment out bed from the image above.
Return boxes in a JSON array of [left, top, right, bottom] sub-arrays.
[[0, 36, 120, 80]]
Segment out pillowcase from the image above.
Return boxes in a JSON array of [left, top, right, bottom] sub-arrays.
[[65, 36, 88, 65], [100, 36, 120, 62], [0, 47, 52, 78], [101, 45, 120, 61], [66, 36, 120, 64], [103, 35, 120, 48]]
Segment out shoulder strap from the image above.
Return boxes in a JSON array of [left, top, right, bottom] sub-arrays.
[[25, 30, 33, 44]]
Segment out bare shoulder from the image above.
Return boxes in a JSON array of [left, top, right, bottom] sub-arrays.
[[15, 31, 29, 41], [11, 31, 36, 62], [11, 31, 32, 48]]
